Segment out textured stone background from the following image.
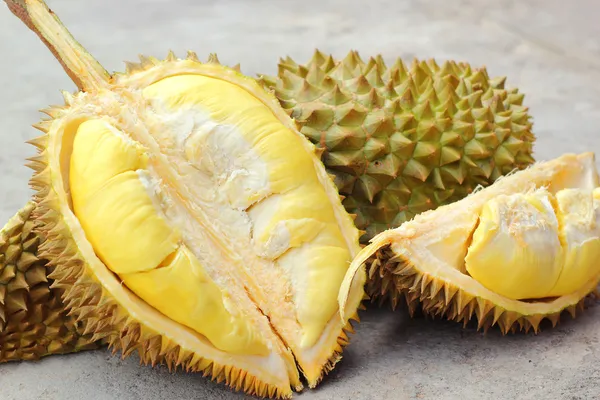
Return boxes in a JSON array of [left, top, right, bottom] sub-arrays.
[[1, 0, 600, 399]]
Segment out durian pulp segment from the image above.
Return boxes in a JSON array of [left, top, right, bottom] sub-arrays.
[[140, 75, 353, 350], [70, 119, 269, 356], [465, 187, 600, 300], [550, 189, 600, 296]]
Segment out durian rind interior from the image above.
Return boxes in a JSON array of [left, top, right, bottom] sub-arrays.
[[340, 152, 600, 327], [39, 61, 362, 397]]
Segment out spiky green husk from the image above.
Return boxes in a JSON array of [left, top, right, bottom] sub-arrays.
[[0, 201, 97, 362], [259, 50, 536, 242]]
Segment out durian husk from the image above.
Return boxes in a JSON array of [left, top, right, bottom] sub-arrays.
[[0, 201, 97, 362], [259, 50, 536, 243], [339, 152, 600, 334], [3, 0, 366, 397], [27, 61, 365, 397]]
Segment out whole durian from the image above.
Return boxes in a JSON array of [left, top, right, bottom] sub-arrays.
[[340, 152, 600, 333], [0, 202, 97, 362], [4, 0, 365, 398], [259, 51, 536, 242]]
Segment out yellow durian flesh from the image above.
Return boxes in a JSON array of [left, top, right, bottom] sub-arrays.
[[69, 118, 269, 356], [465, 187, 600, 300], [340, 152, 600, 334], [141, 74, 357, 348], [465, 188, 563, 300], [551, 188, 600, 296]]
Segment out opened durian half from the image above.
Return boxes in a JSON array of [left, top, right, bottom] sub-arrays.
[[339, 152, 600, 334], [5, 0, 366, 397], [0, 202, 97, 362], [259, 50, 536, 243]]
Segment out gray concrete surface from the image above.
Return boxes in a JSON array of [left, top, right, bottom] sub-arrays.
[[1, 0, 600, 399]]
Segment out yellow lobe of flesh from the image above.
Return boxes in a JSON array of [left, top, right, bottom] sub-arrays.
[[143, 74, 353, 348], [464, 188, 563, 299], [74, 169, 181, 274], [547, 188, 600, 297], [121, 246, 266, 354], [69, 118, 268, 356], [465, 187, 600, 300]]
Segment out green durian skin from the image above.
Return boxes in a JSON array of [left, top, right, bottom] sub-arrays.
[[259, 50, 535, 243]]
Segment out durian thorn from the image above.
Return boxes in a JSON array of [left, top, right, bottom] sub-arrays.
[[4, 0, 110, 92], [39, 106, 62, 118], [186, 50, 199, 62], [31, 121, 51, 133], [165, 50, 177, 62], [60, 90, 74, 105], [124, 61, 143, 74], [207, 53, 220, 64]]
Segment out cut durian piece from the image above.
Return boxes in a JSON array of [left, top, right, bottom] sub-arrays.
[[5, 0, 364, 397], [0, 202, 98, 362], [259, 50, 536, 243], [339, 152, 600, 334]]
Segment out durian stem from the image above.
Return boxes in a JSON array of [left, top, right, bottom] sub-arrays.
[[4, 0, 110, 91]]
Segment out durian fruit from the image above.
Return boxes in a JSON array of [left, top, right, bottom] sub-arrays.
[[338, 152, 600, 334], [0, 201, 98, 362], [258, 50, 536, 243], [4, 0, 366, 397]]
